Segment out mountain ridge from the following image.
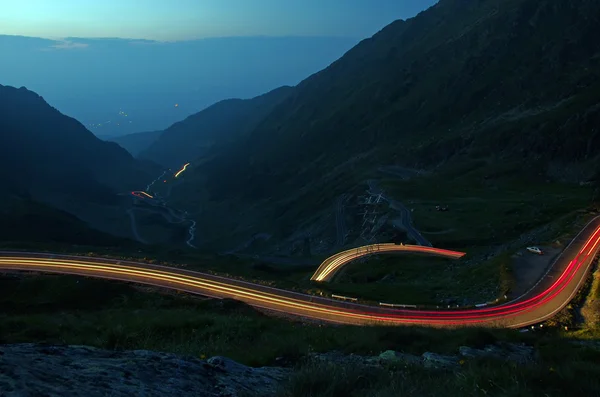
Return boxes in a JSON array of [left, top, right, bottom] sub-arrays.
[[0, 84, 153, 194], [139, 86, 293, 167], [0, 84, 159, 241], [194, 0, 600, 200]]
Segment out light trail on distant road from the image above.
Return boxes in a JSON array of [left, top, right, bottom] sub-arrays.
[[174, 163, 190, 178], [131, 191, 154, 199]]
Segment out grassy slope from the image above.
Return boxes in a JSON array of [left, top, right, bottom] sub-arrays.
[[379, 161, 594, 249]]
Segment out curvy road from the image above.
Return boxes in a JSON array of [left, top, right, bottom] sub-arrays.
[[0, 216, 599, 328], [311, 243, 466, 282]]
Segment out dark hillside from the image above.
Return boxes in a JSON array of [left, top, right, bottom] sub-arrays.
[[0, 84, 154, 199], [198, 0, 600, 199]]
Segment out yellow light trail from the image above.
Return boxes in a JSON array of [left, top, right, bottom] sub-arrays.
[[311, 244, 466, 282], [175, 163, 190, 178], [0, 257, 387, 326]]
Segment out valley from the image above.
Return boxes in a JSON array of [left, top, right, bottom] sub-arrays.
[[2, 0, 600, 395]]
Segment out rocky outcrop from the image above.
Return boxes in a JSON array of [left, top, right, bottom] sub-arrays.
[[0, 342, 537, 396], [309, 342, 535, 371], [458, 343, 535, 364], [0, 344, 290, 397], [378, 343, 534, 369], [422, 352, 462, 369], [377, 350, 423, 366], [376, 350, 463, 370]]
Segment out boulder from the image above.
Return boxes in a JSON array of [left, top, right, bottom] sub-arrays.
[[459, 343, 534, 363], [421, 352, 461, 370], [378, 350, 423, 366]]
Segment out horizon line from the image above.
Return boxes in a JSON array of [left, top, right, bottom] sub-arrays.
[[0, 33, 363, 44]]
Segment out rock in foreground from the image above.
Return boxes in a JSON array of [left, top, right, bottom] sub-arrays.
[[0, 344, 290, 397]]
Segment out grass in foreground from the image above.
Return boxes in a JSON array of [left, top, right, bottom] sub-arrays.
[[279, 346, 600, 397], [1, 269, 600, 396]]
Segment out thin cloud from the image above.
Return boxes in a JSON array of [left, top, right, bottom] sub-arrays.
[[128, 39, 164, 45], [45, 40, 89, 50]]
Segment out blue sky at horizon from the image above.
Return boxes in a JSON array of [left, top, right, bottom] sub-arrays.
[[1, 0, 438, 41], [1, 1, 439, 136]]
